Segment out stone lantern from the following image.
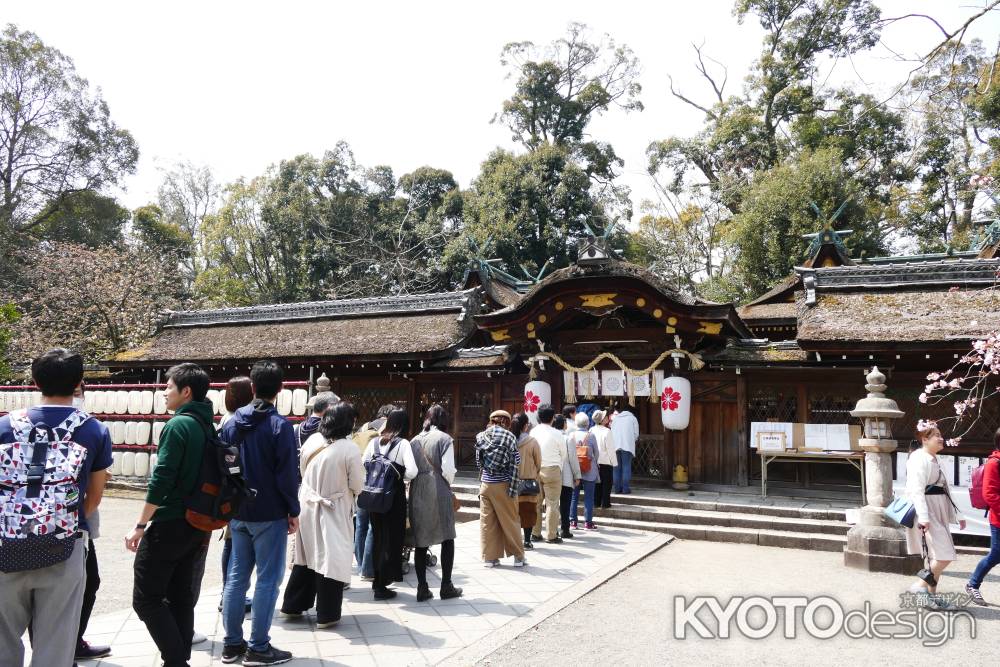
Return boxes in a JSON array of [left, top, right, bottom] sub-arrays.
[[843, 367, 922, 573]]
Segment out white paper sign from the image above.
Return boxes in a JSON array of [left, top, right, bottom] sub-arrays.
[[576, 370, 600, 397], [750, 422, 794, 449], [896, 452, 908, 482], [563, 371, 575, 400], [758, 432, 787, 452], [601, 370, 624, 396], [627, 373, 651, 396], [804, 424, 828, 450], [937, 454, 956, 486], [958, 456, 980, 488], [825, 424, 853, 451]]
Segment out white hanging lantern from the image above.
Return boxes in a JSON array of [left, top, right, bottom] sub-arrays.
[[523, 380, 552, 425], [660, 375, 692, 430]]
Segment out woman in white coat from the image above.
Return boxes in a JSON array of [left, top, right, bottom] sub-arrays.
[[281, 402, 365, 628], [904, 420, 966, 610]]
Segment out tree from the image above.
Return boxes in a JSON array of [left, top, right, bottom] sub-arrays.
[[458, 145, 606, 277], [0, 302, 19, 381], [0, 25, 138, 240], [30, 189, 130, 247], [900, 40, 998, 251], [648, 0, 883, 215], [3, 242, 180, 363], [626, 201, 731, 296], [726, 147, 887, 299], [497, 22, 642, 154], [131, 204, 194, 259], [494, 23, 640, 238], [155, 161, 221, 285], [196, 144, 465, 305]]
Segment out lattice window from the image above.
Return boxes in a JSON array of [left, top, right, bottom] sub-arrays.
[[807, 390, 858, 425], [634, 435, 666, 479], [417, 386, 453, 418], [339, 386, 409, 426], [747, 386, 797, 423]]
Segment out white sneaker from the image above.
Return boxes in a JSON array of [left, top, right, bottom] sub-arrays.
[[192, 631, 208, 644], [514, 557, 527, 568], [484, 559, 500, 568]]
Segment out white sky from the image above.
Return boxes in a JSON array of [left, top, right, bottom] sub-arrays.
[[5, 1, 999, 221]]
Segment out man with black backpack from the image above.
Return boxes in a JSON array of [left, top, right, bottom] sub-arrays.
[[0, 348, 112, 667], [126, 362, 214, 667], [220, 360, 299, 666]]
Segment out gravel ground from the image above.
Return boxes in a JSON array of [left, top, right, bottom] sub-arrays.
[[479, 538, 1000, 665], [88, 493, 227, 616]]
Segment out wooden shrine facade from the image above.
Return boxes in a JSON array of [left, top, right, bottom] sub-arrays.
[[104, 231, 1000, 491]]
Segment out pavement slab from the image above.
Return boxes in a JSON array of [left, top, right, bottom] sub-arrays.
[[19, 501, 666, 667]]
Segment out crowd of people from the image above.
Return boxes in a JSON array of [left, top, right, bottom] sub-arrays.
[[0, 349, 642, 667]]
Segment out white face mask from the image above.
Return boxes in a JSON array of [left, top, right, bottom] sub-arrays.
[[73, 396, 85, 410]]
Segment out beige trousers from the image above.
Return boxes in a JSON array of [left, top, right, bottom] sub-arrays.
[[534, 465, 562, 541], [479, 481, 525, 561]]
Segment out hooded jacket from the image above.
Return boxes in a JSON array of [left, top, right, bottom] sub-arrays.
[[147, 399, 214, 522], [982, 451, 1000, 529], [221, 398, 300, 521]]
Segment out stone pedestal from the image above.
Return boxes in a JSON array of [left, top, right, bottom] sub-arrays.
[[843, 448, 922, 573]]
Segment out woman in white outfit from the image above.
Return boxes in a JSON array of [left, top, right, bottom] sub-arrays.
[[904, 420, 966, 610], [281, 402, 365, 628]]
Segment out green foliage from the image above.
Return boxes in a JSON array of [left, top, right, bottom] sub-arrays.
[[0, 302, 20, 381], [196, 144, 465, 305], [727, 147, 886, 299], [0, 24, 138, 240], [31, 190, 130, 248], [458, 145, 605, 277], [132, 204, 194, 258]]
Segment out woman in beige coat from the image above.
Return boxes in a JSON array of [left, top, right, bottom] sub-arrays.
[[281, 402, 365, 628], [904, 420, 966, 611]]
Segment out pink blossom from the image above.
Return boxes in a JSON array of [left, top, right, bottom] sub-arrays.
[[946, 438, 962, 447], [927, 372, 941, 381], [948, 378, 963, 389], [919, 393, 928, 404]]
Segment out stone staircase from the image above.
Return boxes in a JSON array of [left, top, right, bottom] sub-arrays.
[[451, 481, 991, 554]]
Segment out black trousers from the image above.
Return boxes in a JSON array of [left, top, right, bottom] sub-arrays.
[[559, 485, 574, 533], [598, 464, 614, 508], [370, 487, 406, 591], [132, 519, 210, 667], [415, 539, 455, 588], [76, 536, 101, 645], [281, 565, 344, 624]]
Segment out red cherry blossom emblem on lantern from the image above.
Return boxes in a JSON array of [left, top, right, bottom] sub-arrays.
[[661, 386, 682, 411], [524, 391, 541, 413]]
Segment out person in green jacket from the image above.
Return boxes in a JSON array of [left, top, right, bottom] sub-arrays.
[[125, 363, 214, 667]]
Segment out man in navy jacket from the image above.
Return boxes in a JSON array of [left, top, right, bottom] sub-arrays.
[[219, 360, 300, 666]]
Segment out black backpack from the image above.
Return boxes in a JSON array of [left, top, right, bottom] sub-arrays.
[[357, 437, 404, 514], [183, 412, 255, 531]]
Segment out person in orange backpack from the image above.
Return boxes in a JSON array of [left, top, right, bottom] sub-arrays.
[[568, 413, 599, 530], [966, 427, 1000, 605]]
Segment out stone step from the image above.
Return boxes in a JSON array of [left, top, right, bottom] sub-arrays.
[[450, 483, 847, 522], [453, 492, 848, 535], [452, 492, 848, 552]]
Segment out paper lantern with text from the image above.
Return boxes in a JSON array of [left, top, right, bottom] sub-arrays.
[[523, 380, 552, 425], [660, 376, 691, 430]]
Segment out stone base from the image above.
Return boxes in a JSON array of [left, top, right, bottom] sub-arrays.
[[843, 523, 923, 574]]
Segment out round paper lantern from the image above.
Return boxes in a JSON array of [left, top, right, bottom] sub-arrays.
[[660, 375, 692, 431], [121, 451, 136, 477], [523, 380, 552, 425], [134, 452, 150, 477], [110, 451, 123, 476]]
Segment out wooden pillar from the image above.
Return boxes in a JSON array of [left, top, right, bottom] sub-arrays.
[[736, 374, 749, 486]]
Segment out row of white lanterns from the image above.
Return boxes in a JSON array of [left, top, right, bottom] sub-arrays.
[[523, 374, 692, 430], [0, 388, 310, 418]]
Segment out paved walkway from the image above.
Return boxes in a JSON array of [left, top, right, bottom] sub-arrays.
[[39, 520, 662, 667]]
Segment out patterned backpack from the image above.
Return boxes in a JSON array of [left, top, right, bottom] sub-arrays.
[[0, 408, 89, 572]]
